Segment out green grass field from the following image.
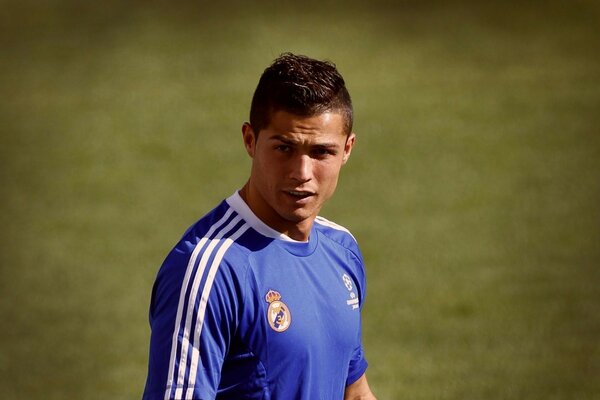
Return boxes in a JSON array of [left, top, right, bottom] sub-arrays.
[[1, 1, 599, 398]]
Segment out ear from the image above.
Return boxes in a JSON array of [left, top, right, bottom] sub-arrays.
[[342, 133, 356, 165], [241, 122, 257, 158]]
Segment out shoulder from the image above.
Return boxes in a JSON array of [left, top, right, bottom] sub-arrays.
[[314, 216, 367, 299], [161, 200, 259, 281], [314, 215, 357, 243], [314, 216, 362, 259], [181, 200, 240, 243]]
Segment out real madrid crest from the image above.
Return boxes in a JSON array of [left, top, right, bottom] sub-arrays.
[[265, 289, 291, 332]]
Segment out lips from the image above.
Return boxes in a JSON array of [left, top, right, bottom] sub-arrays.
[[284, 189, 315, 201], [287, 190, 312, 196]]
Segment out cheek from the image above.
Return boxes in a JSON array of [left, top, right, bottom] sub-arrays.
[[316, 164, 342, 188], [255, 155, 281, 187], [253, 149, 272, 172]]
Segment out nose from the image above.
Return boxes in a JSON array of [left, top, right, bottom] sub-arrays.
[[289, 154, 312, 183]]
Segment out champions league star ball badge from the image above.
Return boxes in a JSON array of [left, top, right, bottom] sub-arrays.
[[265, 290, 291, 332]]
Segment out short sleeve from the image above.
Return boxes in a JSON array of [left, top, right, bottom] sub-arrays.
[[345, 240, 369, 386], [143, 240, 243, 400], [346, 324, 369, 386]]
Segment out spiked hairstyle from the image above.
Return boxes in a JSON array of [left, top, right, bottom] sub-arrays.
[[249, 53, 353, 136]]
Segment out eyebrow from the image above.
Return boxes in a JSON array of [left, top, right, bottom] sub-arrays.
[[269, 134, 340, 149]]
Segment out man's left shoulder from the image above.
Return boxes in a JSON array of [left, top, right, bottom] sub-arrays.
[[314, 216, 359, 248]]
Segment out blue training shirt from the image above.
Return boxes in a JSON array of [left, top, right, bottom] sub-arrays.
[[143, 191, 368, 400]]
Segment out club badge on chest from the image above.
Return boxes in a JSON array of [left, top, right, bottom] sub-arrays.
[[265, 289, 292, 332]]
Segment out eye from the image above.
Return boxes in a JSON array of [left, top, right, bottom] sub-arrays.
[[275, 144, 292, 153], [312, 147, 336, 158]]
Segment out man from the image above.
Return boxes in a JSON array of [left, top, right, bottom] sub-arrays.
[[143, 53, 376, 400]]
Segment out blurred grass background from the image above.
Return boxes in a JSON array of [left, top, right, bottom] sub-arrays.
[[1, 0, 599, 398]]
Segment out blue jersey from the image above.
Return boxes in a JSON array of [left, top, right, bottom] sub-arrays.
[[143, 192, 368, 400]]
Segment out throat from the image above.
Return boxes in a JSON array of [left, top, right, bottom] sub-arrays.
[[238, 183, 313, 242]]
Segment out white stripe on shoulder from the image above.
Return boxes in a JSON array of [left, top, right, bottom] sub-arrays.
[[185, 222, 250, 399], [174, 215, 244, 396], [163, 207, 235, 400], [315, 216, 356, 241]]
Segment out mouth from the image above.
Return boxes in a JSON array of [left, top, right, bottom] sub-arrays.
[[284, 190, 315, 200]]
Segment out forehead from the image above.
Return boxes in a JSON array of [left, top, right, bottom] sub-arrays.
[[262, 110, 347, 141]]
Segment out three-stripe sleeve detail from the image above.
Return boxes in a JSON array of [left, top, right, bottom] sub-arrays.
[[163, 209, 248, 400]]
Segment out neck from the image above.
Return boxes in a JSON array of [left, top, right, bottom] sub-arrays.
[[239, 183, 313, 242]]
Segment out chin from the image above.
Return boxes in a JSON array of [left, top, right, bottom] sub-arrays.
[[285, 210, 316, 224], [273, 205, 307, 221]]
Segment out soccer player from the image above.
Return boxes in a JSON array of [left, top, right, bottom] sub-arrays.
[[143, 53, 377, 400]]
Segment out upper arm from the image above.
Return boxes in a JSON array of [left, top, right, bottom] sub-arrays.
[[345, 244, 369, 384], [145, 245, 243, 399]]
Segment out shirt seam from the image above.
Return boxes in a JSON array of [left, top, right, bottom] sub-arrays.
[[243, 255, 271, 396]]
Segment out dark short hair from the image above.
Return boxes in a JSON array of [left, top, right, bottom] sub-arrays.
[[249, 53, 353, 135]]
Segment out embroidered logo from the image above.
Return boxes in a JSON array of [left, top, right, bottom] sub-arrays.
[[342, 274, 359, 310], [342, 274, 354, 291], [265, 290, 291, 332]]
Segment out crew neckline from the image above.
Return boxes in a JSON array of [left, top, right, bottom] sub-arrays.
[[226, 191, 308, 243]]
